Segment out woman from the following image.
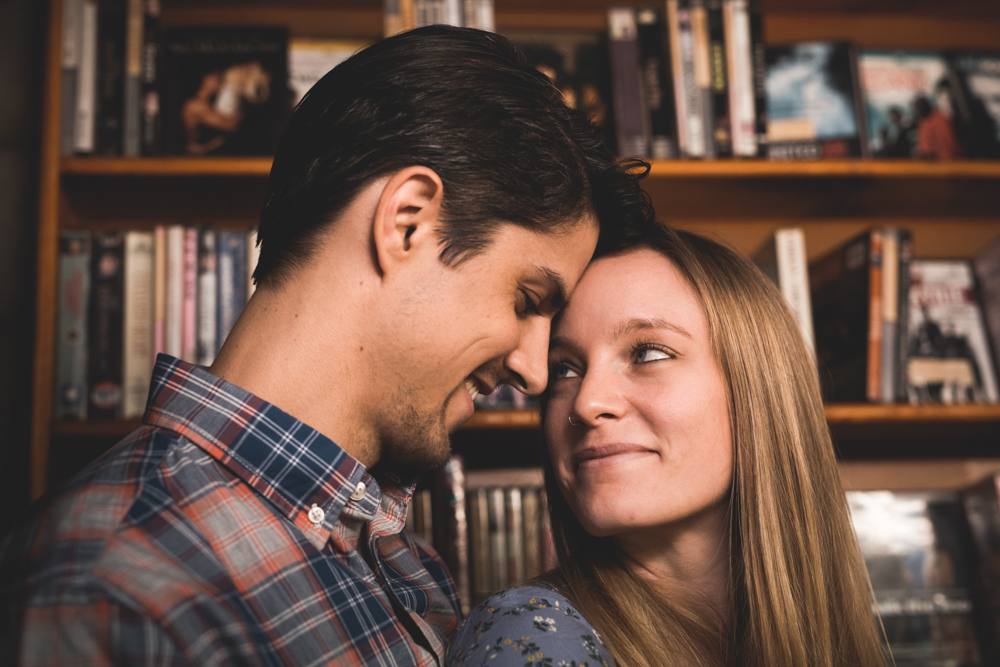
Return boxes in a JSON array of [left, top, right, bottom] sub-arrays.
[[447, 226, 887, 667]]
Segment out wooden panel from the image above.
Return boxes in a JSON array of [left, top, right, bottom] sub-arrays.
[[161, 6, 382, 39], [63, 156, 273, 176], [766, 14, 1000, 50], [839, 459, 1000, 491]]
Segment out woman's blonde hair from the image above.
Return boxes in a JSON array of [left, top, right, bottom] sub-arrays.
[[541, 226, 886, 667]]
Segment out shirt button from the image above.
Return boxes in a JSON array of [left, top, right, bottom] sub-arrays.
[[308, 504, 325, 524], [350, 482, 367, 501]]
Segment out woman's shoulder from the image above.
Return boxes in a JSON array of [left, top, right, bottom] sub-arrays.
[[447, 583, 613, 667]]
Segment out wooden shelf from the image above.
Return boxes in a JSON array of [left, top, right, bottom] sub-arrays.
[[61, 157, 1000, 179], [50, 403, 1000, 438]]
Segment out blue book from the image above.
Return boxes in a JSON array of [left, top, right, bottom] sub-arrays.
[[55, 231, 91, 420], [216, 229, 247, 354]]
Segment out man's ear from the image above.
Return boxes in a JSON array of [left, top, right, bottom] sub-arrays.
[[372, 166, 444, 276]]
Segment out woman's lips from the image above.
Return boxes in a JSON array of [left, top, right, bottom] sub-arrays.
[[574, 443, 657, 470]]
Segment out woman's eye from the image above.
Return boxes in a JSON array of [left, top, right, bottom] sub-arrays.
[[551, 364, 579, 380], [635, 347, 671, 364]]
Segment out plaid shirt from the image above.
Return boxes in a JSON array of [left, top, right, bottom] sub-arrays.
[[1, 355, 460, 666]]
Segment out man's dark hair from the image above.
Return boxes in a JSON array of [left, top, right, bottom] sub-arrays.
[[255, 25, 654, 287]]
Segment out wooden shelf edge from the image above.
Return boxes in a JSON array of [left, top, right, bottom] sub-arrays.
[[62, 157, 1000, 179], [50, 404, 1000, 438]]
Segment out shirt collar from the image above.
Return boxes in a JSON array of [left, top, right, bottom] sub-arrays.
[[143, 355, 415, 545]]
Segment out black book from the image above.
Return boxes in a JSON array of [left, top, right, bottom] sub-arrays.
[[963, 474, 1000, 665], [95, 0, 126, 155], [636, 7, 678, 159], [706, 0, 732, 157], [87, 231, 125, 419], [161, 26, 289, 156], [140, 0, 161, 154], [949, 52, 1000, 159], [748, 1, 767, 155]]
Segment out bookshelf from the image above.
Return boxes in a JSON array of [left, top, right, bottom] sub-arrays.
[[31, 0, 1000, 500]]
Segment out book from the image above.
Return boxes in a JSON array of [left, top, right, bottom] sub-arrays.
[[706, 0, 732, 157], [60, 0, 84, 155], [905, 260, 999, 404], [895, 230, 915, 403], [55, 231, 91, 420], [973, 236, 1000, 388], [161, 26, 289, 156], [196, 229, 218, 367], [412, 488, 434, 546], [487, 487, 508, 592], [505, 487, 525, 587], [962, 473, 1000, 665], [95, 0, 126, 155], [461, 0, 494, 31], [383, 0, 414, 37], [413, 0, 462, 27], [667, 0, 711, 158], [809, 230, 882, 402], [765, 41, 866, 160], [858, 50, 964, 160], [848, 490, 983, 666], [87, 231, 125, 418], [74, 0, 98, 154], [636, 7, 678, 159], [468, 487, 491, 605], [522, 486, 541, 580], [723, 0, 758, 157], [153, 224, 165, 357], [288, 39, 366, 108], [181, 227, 198, 362], [949, 53, 1000, 160], [748, 2, 767, 155], [752, 227, 814, 356], [216, 229, 247, 353], [123, 0, 143, 156], [164, 224, 183, 359], [434, 456, 470, 615], [246, 229, 259, 300], [607, 7, 647, 158], [139, 0, 161, 155], [122, 231, 154, 418]]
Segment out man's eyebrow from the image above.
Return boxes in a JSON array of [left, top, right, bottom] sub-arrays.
[[613, 317, 692, 340], [532, 266, 568, 310]]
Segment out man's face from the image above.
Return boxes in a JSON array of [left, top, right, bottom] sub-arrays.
[[374, 219, 599, 471]]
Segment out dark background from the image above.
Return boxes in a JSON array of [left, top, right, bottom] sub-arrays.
[[0, 0, 46, 537]]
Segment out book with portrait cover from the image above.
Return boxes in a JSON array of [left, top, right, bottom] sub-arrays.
[[161, 26, 289, 156], [949, 53, 1000, 159], [858, 50, 964, 161], [848, 491, 983, 666], [905, 260, 998, 404], [764, 41, 867, 160]]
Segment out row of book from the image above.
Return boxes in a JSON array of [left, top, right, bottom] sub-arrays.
[[756, 229, 1000, 404], [525, 4, 1000, 161], [55, 227, 258, 420], [417, 457, 1000, 664], [408, 460, 555, 614]]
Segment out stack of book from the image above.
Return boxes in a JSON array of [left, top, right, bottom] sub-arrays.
[[54, 227, 258, 420]]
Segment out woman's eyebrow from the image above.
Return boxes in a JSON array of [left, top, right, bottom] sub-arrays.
[[612, 317, 692, 340]]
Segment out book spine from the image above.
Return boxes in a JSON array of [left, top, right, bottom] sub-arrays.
[[164, 224, 184, 359], [866, 231, 883, 402], [724, 0, 757, 157], [247, 228, 260, 300], [468, 487, 490, 604], [505, 487, 525, 587], [521, 486, 541, 580], [384, 0, 415, 36], [706, 0, 731, 157], [895, 230, 913, 403], [122, 0, 142, 156], [181, 227, 198, 363], [87, 231, 125, 418], [665, 0, 688, 155], [774, 228, 814, 355], [690, 0, 715, 158], [55, 231, 91, 420], [140, 0, 160, 154], [95, 0, 126, 155], [539, 487, 557, 572], [153, 224, 165, 357], [196, 228, 218, 367], [122, 230, 154, 418], [74, 0, 98, 153], [487, 487, 508, 592], [60, 0, 83, 155], [461, 0, 493, 30], [636, 7, 678, 159], [879, 230, 899, 403], [414, 488, 434, 546], [607, 7, 647, 158], [435, 457, 470, 615], [216, 230, 247, 353], [672, 0, 708, 157], [749, 1, 767, 156]]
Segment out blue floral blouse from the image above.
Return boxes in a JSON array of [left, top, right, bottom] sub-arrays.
[[446, 584, 616, 667]]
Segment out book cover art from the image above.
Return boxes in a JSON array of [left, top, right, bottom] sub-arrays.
[[973, 236, 1000, 383], [848, 491, 983, 667], [905, 260, 998, 404], [765, 41, 865, 159], [55, 231, 91, 420], [288, 38, 367, 108], [858, 50, 964, 160], [161, 26, 289, 156], [949, 53, 1000, 159]]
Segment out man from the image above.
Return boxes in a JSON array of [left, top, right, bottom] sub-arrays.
[[1, 26, 653, 666]]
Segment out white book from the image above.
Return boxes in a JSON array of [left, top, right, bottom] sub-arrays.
[[164, 224, 184, 359], [462, 0, 493, 30], [288, 39, 367, 108], [153, 225, 165, 357], [196, 229, 218, 367], [73, 0, 98, 153], [60, 0, 83, 155], [753, 228, 814, 356], [247, 228, 260, 300], [723, 0, 757, 157], [122, 231, 154, 417]]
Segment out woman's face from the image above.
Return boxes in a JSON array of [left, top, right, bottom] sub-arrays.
[[545, 249, 733, 539]]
